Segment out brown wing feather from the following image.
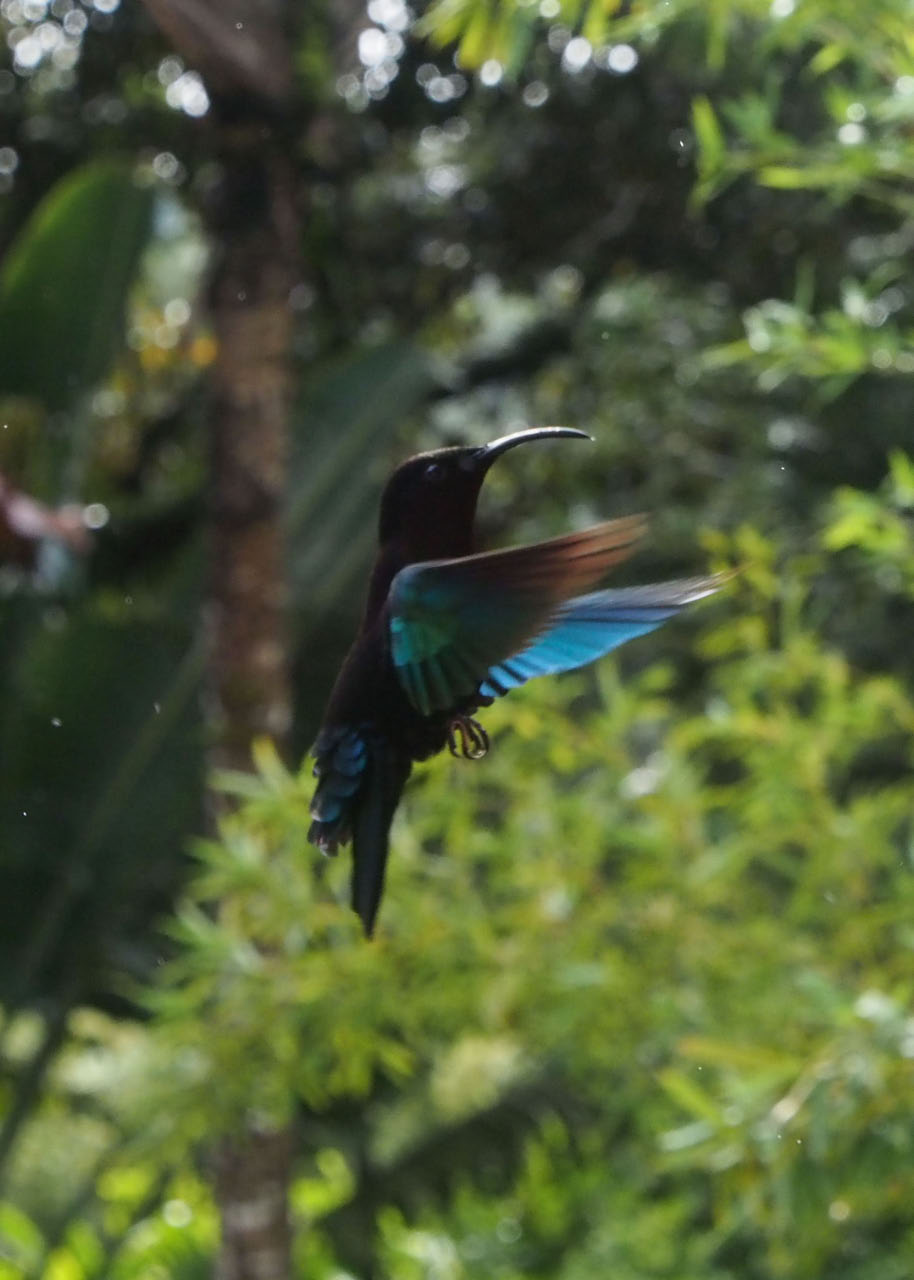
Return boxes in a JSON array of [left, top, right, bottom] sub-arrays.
[[455, 515, 648, 597]]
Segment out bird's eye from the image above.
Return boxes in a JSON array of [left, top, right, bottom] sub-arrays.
[[424, 462, 445, 482]]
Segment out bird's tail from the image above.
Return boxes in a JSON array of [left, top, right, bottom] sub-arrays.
[[351, 739, 412, 937], [479, 575, 727, 696], [309, 727, 411, 936]]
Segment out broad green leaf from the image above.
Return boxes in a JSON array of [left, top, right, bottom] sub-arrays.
[[0, 161, 154, 412]]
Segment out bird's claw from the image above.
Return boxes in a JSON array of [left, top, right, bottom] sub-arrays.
[[447, 715, 489, 760]]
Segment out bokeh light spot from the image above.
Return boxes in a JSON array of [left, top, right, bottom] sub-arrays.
[[562, 37, 591, 73], [358, 26, 387, 67], [165, 70, 209, 117], [604, 43, 638, 74], [479, 59, 502, 87], [837, 122, 865, 145], [83, 503, 109, 530]]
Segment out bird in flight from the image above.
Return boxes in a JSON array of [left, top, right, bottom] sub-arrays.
[[309, 428, 725, 935]]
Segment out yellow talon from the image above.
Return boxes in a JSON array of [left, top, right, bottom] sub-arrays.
[[447, 715, 489, 760]]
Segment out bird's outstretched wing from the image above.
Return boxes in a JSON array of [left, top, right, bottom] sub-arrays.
[[480, 577, 725, 696], [388, 516, 648, 716]]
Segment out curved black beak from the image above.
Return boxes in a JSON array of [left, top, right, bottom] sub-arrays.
[[468, 426, 591, 470]]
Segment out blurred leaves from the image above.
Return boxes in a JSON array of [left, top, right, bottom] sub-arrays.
[[704, 292, 914, 393], [822, 450, 914, 593], [3, 531, 894, 1277], [288, 339, 434, 623], [0, 163, 154, 422], [4, 0, 914, 1275]]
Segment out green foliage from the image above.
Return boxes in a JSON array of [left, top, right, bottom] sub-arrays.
[[822, 451, 914, 592], [681, 0, 914, 389], [420, 0, 914, 393], [9, 526, 914, 1276], [704, 289, 914, 393]]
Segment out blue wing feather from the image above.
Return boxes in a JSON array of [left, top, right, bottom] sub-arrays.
[[479, 578, 721, 698]]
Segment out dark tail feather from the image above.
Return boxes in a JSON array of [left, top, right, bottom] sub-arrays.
[[351, 741, 411, 937]]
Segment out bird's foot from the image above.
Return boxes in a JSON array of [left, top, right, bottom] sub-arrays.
[[447, 714, 489, 760]]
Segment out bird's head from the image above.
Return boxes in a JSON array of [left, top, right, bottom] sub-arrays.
[[377, 426, 591, 558]]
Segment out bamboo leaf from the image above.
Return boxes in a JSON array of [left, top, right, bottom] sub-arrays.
[[657, 1067, 725, 1125], [692, 96, 725, 171]]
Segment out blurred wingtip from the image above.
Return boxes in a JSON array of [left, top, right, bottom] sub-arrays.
[[674, 570, 737, 605], [708, 566, 740, 592]]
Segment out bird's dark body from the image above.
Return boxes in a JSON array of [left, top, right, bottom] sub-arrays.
[[320, 618, 470, 764], [320, 532, 487, 762], [308, 428, 725, 936]]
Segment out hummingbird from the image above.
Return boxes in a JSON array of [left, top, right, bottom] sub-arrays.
[[309, 428, 724, 936]]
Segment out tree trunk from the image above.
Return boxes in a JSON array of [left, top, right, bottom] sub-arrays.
[[214, 1126, 295, 1280], [140, 6, 301, 1272], [206, 125, 296, 770], [136, 3, 351, 1272], [204, 109, 298, 1280]]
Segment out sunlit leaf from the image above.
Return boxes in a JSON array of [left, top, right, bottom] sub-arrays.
[[0, 1201, 44, 1267], [692, 95, 725, 169], [0, 162, 154, 414]]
